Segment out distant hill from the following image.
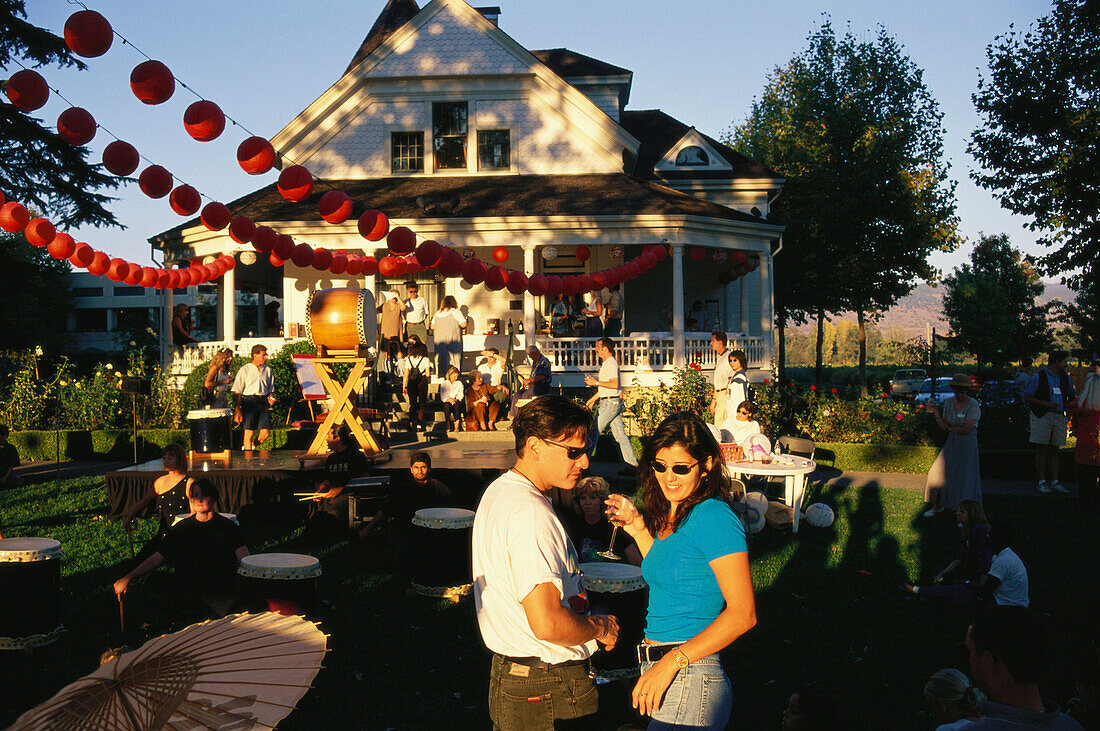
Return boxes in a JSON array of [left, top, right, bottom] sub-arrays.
[[791, 281, 1075, 336]]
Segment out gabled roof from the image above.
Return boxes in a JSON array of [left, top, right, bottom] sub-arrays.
[[151, 173, 772, 245], [529, 49, 631, 79], [344, 0, 422, 75], [620, 109, 779, 181]]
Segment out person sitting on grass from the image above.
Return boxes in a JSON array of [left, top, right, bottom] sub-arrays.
[[963, 606, 1083, 728], [113, 478, 249, 618], [900, 500, 991, 606], [924, 668, 986, 729], [981, 523, 1029, 608], [0, 424, 22, 490]]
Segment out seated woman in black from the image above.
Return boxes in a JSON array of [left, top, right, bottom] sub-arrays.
[[565, 476, 641, 566], [121, 443, 194, 566], [901, 499, 991, 604]]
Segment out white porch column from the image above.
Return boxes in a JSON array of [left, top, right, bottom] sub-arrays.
[[671, 244, 685, 367], [161, 287, 173, 368], [758, 251, 775, 366], [522, 245, 536, 350], [220, 264, 236, 345]]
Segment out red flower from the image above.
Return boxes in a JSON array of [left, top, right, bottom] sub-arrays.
[[830, 388, 838, 394], [895, 413, 904, 421], [688, 362, 702, 371], [763, 378, 770, 384], [810, 385, 816, 391]]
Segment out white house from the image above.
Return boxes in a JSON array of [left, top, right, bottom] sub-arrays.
[[67, 271, 195, 358], [151, 0, 784, 385]]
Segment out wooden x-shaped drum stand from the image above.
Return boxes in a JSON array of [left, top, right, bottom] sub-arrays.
[[305, 357, 382, 456]]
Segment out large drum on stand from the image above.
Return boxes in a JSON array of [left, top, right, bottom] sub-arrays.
[[411, 508, 474, 599], [238, 553, 321, 616], [0, 538, 64, 650], [580, 562, 648, 680], [187, 408, 231, 453], [304, 287, 377, 353]]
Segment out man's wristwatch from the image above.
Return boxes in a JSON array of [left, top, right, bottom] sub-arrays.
[[672, 647, 690, 669]]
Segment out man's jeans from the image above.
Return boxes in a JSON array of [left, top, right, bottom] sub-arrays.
[[488, 654, 597, 730], [640, 653, 732, 730], [589, 398, 638, 466]]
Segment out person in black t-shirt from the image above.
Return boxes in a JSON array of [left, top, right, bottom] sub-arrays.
[[564, 476, 641, 565], [113, 478, 249, 617], [357, 451, 452, 537], [305, 424, 369, 537]]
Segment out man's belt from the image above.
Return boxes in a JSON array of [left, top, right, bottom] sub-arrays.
[[502, 655, 588, 671]]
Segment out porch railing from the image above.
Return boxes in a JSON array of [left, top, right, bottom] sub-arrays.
[[537, 333, 767, 372]]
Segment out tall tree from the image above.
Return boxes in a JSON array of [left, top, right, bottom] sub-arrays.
[[0, 231, 73, 352], [730, 20, 960, 391], [970, 0, 1100, 286], [1, 0, 119, 227], [942, 233, 1048, 375], [1052, 274, 1100, 360]]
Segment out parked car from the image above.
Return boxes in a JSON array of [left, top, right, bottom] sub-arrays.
[[913, 377, 954, 407], [889, 368, 927, 399], [979, 379, 1018, 407]]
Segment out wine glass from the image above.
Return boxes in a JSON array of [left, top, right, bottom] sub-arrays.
[[598, 495, 629, 561]]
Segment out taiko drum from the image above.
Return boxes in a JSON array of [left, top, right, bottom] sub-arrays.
[[304, 287, 377, 352]]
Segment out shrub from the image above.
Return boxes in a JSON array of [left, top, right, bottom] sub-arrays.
[[628, 365, 710, 433]]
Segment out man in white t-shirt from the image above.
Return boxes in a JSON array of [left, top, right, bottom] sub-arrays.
[[710, 332, 734, 426], [584, 338, 638, 469], [403, 283, 429, 344], [231, 344, 275, 450], [982, 524, 1030, 607], [472, 396, 619, 730]]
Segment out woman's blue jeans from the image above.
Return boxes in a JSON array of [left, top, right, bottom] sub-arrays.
[[640, 653, 732, 730]]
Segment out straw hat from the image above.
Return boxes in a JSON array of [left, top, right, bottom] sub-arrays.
[[949, 373, 973, 390]]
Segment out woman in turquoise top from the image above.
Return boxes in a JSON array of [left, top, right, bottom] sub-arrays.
[[607, 411, 756, 729]]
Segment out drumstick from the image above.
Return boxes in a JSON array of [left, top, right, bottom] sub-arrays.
[[117, 593, 125, 635]]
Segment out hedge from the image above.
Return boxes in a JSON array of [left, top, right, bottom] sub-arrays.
[[8, 427, 296, 463]]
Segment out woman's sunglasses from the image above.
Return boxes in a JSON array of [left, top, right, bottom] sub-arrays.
[[543, 439, 588, 460], [651, 461, 699, 475]]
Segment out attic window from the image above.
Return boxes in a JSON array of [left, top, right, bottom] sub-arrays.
[[433, 102, 468, 170], [675, 146, 709, 166]]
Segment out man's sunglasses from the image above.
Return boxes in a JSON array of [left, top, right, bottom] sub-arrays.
[[544, 439, 588, 460], [650, 461, 699, 475]]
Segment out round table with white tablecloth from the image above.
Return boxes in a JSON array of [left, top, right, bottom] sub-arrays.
[[724, 455, 816, 533]]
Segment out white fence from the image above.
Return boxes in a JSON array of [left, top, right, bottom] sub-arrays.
[[537, 333, 768, 373], [166, 337, 295, 382]]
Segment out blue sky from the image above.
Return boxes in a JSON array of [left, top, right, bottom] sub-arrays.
[[22, 0, 1052, 274]]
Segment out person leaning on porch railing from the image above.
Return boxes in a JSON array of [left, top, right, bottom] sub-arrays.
[[709, 332, 734, 425]]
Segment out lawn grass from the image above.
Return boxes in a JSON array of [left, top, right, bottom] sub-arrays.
[[1, 475, 1096, 729]]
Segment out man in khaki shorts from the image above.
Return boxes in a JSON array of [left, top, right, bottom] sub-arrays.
[[1022, 349, 1076, 494]]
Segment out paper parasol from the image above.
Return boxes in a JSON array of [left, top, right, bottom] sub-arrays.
[[11, 612, 327, 730]]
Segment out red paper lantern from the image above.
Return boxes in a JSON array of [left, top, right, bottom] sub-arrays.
[[273, 234, 295, 260], [574, 245, 591, 262], [64, 10, 113, 57], [0, 191, 4, 206], [138, 165, 173, 199], [729, 251, 747, 266], [69, 242, 93, 268], [155, 270, 170, 288], [124, 265, 143, 286], [102, 140, 139, 176], [405, 258, 423, 275], [492, 247, 509, 263], [591, 271, 608, 290], [5, 69, 49, 112], [47, 233, 76, 260], [24, 218, 55, 247], [57, 107, 96, 146], [562, 277, 580, 296], [130, 60, 175, 104], [485, 266, 507, 291], [318, 190, 352, 224], [386, 225, 416, 254], [545, 275, 563, 298], [377, 256, 400, 278], [689, 247, 706, 262], [506, 271, 528, 294], [200, 202, 231, 231], [251, 226, 276, 253], [329, 252, 348, 275], [236, 136, 276, 175], [139, 267, 159, 288], [182, 100, 225, 142], [357, 209, 388, 241], [269, 253, 287, 267], [577, 274, 595, 292], [87, 251, 109, 276], [360, 256, 379, 276], [527, 273, 548, 296], [291, 243, 314, 268], [344, 255, 363, 276], [277, 165, 313, 202], [462, 258, 487, 284], [311, 247, 333, 271], [164, 269, 180, 288], [228, 216, 255, 244], [169, 185, 201, 216], [178, 268, 195, 286], [0, 201, 29, 232], [437, 249, 466, 277], [747, 256, 760, 272], [415, 240, 443, 267], [106, 258, 129, 282], [718, 271, 734, 285]]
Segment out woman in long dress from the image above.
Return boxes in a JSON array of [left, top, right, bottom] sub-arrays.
[[923, 373, 982, 517], [430, 295, 467, 374]]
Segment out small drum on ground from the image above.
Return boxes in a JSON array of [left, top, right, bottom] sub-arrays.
[[0, 538, 64, 650], [580, 562, 648, 680], [187, 408, 232, 453], [304, 287, 377, 354], [238, 553, 321, 616], [346, 476, 390, 528], [411, 508, 474, 598]]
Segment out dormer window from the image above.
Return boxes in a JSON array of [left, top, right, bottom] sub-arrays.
[[675, 146, 709, 166]]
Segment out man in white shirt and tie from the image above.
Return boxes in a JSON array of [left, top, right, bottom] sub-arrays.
[[231, 344, 275, 450], [584, 338, 638, 469], [403, 282, 429, 345]]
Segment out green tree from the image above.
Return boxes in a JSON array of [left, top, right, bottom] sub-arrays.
[[942, 233, 1048, 375], [731, 20, 960, 391], [969, 0, 1100, 285], [0, 231, 72, 352], [1, 0, 119, 227], [1051, 275, 1100, 359]]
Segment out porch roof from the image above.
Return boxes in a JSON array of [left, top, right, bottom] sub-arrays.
[[150, 173, 770, 246]]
